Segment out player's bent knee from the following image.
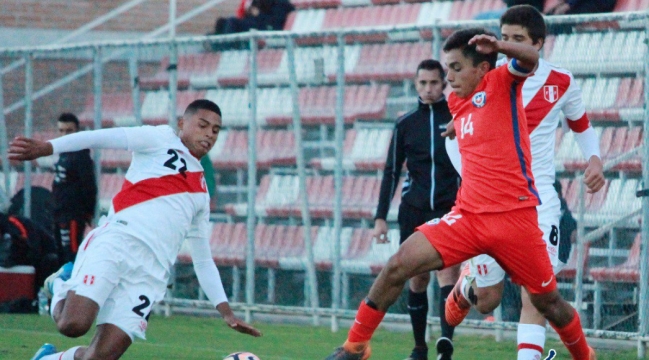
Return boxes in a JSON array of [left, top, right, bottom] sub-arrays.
[[57, 317, 92, 338]]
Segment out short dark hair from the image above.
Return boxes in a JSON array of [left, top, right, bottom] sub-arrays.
[[416, 59, 445, 78], [184, 99, 222, 118], [58, 113, 79, 128], [500, 5, 547, 45], [443, 28, 498, 69]]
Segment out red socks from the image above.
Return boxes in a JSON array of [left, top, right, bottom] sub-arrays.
[[348, 300, 386, 343], [550, 309, 590, 360]]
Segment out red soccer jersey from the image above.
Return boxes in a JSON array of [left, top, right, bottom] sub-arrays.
[[448, 62, 540, 213]]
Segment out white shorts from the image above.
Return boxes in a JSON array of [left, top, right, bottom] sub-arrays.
[[58, 224, 168, 340], [469, 195, 564, 288]]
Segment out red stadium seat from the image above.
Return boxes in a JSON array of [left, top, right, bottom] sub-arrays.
[[79, 93, 142, 128], [14, 172, 55, 195], [616, 126, 643, 172], [277, 225, 319, 270], [143, 90, 206, 126], [213, 130, 296, 170], [590, 233, 641, 283], [602, 127, 626, 169], [585, 179, 610, 212], [311, 176, 334, 218], [347, 43, 428, 82], [614, 0, 649, 11], [598, 127, 615, 160], [100, 149, 132, 170]]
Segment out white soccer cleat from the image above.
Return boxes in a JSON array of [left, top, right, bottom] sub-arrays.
[[42, 262, 74, 299], [31, 343, 57, 360]]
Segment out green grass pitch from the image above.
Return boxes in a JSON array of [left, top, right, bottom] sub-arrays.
[[0, 314, 638, 359]]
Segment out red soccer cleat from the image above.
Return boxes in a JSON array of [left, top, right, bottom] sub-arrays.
[[444, 264, 472, 327]]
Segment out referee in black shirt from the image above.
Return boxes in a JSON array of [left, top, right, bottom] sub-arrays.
[[373, 59, 460, 360]]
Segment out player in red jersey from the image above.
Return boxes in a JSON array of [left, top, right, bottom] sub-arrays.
[[324, 28, 595, 360], [443, 6, 605, 360]]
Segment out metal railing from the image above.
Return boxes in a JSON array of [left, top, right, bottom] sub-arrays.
[[0, 9, 647, 358]]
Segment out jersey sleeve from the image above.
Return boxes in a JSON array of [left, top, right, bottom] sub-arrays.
[[187, 208, 228, 307], [49, 128, 128, 154], [122, 125, 174, 152], [562, 76, 590, 132]]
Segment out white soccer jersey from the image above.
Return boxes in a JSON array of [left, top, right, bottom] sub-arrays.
[[105, 125, 210, 271], [520, 58, 590, 199]]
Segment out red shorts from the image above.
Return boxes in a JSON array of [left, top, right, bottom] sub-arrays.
[[416, 206, 557, 294]]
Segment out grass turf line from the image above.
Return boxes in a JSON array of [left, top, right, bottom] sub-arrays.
[[0, 314, 639, 359]]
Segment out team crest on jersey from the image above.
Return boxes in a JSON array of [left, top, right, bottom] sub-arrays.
[[426, 218, 441, 225], [200, 174, 207, 191], [472, 91, 486, 108], [543, 85, 559, 103]]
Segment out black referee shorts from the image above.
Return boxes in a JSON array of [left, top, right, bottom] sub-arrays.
[[397, 202, 448, 245]]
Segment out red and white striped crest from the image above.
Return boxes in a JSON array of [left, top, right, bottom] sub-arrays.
[[543, 85, 559, 103]]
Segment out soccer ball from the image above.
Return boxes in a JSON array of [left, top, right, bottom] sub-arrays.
[[223, 352, 260, 360]]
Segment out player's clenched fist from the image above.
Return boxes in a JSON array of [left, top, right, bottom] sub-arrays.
[[583, 156, 605, 193], [9, 136, 53, 161]]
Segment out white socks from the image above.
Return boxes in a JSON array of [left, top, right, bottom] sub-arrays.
[[517, 323, 546, 360], [41, 346, 81, 360]]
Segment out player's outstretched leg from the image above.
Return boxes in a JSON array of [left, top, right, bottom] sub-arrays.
[[529, 290, 596, 360], [325, 232, 445, 360], [32, 324, 131, 360], [30, 343, 58, 360]]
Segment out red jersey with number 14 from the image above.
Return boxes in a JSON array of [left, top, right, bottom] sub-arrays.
[[448, 62, 540, 213]]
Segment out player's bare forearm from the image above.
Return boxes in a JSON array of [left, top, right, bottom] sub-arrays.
[[497, 40, 539, 71], [216, 302, 262, 337], [8, 137, 53, 161]]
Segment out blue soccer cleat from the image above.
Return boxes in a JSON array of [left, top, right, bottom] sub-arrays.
[[31, 343, 57, 360], [42, 262, 74, 299]]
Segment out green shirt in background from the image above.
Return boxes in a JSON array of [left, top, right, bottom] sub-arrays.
[[200, 156, 216, 199]]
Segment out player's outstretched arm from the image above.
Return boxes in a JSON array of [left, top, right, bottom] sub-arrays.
[[10, 127, 129, 162], [216, 302, 262, 337], [9, 137, 53, 161], [469, 34, 539, 71]]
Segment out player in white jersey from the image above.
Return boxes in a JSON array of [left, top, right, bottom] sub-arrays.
[[10, 100, 261, 360], [442, 6, 605, 360]]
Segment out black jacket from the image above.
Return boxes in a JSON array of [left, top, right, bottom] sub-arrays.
[[375, 98, 460, 220], [52, 149, 97, 223]]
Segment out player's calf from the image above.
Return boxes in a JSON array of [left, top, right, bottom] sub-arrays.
[[528, 290, 570, 327], [472, 282, 504, 314]]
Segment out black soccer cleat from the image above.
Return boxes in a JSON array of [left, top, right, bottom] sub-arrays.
[[436, 337, 454, 360]]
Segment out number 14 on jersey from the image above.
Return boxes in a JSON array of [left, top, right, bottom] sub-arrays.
[[460, 114, 474, 139]]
